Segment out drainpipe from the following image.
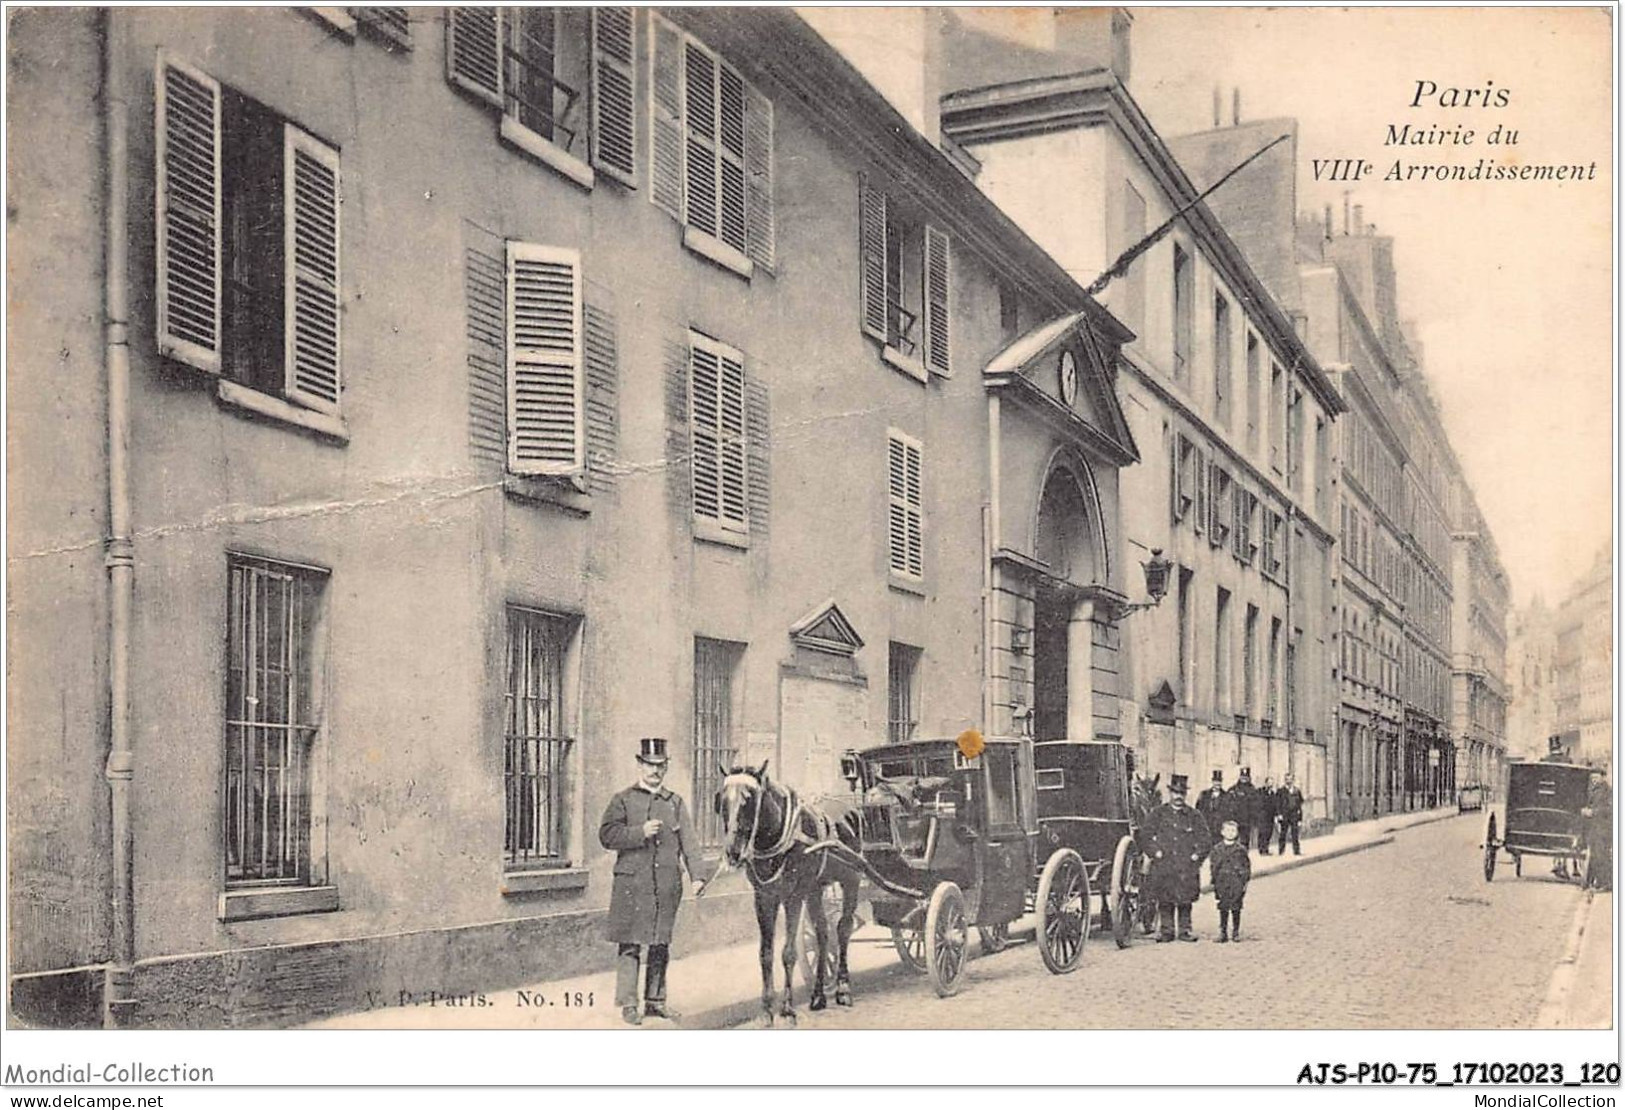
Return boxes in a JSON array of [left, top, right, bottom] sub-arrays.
[[984, 393, 1001, 734], [101, 6, 137, 1028]]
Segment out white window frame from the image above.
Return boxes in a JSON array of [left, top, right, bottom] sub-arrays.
[[887, 429, 925, 581], [688, 331, 749, 539]]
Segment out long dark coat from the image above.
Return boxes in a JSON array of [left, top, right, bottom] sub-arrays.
[[1277, 785, 1305, 824], [599, 784, 698, 945], [1224, 781, 1257, 828], [1209, 839, 1252, 908], [1195, 786, 1226, 827], [1141, 801, 1212, 905]]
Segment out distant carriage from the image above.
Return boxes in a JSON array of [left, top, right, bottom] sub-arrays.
[[1482, 760, 1594, 885]]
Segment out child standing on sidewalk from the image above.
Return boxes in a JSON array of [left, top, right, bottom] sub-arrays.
[[1211, 819, 1252, 942]]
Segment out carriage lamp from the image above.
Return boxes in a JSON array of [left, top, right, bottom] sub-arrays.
[[840, 750, 862, 792], [1118, 548, 1174, 616]]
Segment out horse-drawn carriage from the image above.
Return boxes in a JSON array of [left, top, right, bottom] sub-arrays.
[[714, 733, 1156, 1021], [1482, 760, 1595, 885], [1033, 739, 1159, 947]]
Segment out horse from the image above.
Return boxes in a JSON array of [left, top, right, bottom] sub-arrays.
[[1130, 772, 1162, 829], [714, 761, 863, 1026]]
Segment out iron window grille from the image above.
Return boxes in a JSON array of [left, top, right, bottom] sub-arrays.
[[888, 643, 922, 745], [224, 556, 327, 886], [504, 606, 575, 868], [694, 638, 742, 848]]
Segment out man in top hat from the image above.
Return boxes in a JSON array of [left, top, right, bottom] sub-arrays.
[[1195, 770, 1227, 828], [1141, 773, 1212, 942], [1583, 766, 1612, 892], [1226, 767, 1258, 855], [598, 737, 705, 1025], [1276, 773, 1305, 856], [1543, 735, 1573, 763]]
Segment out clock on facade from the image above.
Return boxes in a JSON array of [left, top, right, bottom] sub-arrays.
[[1058, 349, 1078, 406]]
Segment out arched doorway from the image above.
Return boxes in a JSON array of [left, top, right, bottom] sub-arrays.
[[1031, 461, 1103, 742]]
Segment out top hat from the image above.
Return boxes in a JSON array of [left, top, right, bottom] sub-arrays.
[[1549, 735, 1566, 755], [636, 737, 671, 765], [1211, 769, 1224, 784], [1168, 774, 1190, 795], [1239, 767, 1252, 781]]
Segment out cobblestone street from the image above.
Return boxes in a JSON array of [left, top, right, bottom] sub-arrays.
[[740, 815, 1607, 1029]]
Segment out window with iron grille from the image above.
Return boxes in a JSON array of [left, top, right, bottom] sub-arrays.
[[888, 642, 922, 744], [447, 8, 636, 186], [694, 638, 743, 848], [504, 606, 576, 868], [859, 177, 952, 378], [224, 555, 327, 886], [649, 15, 774, 273], [156, 53, 342, 415], [887, 431, 924, 579]]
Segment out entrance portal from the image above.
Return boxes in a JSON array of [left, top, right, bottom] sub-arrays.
[[1030, 463, 1103, 743]]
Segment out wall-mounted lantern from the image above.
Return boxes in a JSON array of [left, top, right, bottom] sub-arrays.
[[1118, 548, 1174, 616], [1011, 627, 1033, 655]]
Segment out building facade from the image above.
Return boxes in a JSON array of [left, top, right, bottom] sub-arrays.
[[1507, 599, 1558, 763], [8, 6, 1136, 1027], [1553, 543, 1613, 769], [936, 9, 1344, 818], [1447, 480, 1510, 795]]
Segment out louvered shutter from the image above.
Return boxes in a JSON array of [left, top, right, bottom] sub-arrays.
[[744, 84, 774, 271], [648, 14, 684, 218], [690, 341, 720, 521], [1169, 434, 1180, 525], [888, 433, 923, 578], [590, 7, 636, 183], [683, 42, 717, 240], [689, 334, 748, 532], [923, 225, 951, 375], [716, 64, 747, 254], [155, 52, 222, 374], [1193, 449, 1208, 535], [718, 347, 747, 528], [447, 6, 502, 107], [506, 243, 584, 475], [859, 177, 888, 343], [355, 7, 411, 48], [284, 127, 342, 412]]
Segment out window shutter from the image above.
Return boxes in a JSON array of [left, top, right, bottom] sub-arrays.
[[648, 14, 685, 218], [888, 433, 923, 578], [447, 6, 502, 108], [590, 7, 636, 183], [1169, 433, 1180, 525], [859, 176, 888, 343], [688, 334, 748, 532], [690, 341, 720, 521], [506, 243, 584, 475], [744, 83, 775, 271], [283, 127, 342, 413], [716, 64, 747, 254], [718, 347, 747, 528], [155, 52, 222, 374], [923, 225, 951, 375], [354, 7, 411, 49], [1193, 449, 1207, 535], [683, 42, 717, 240]]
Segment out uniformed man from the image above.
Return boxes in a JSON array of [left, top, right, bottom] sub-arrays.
[[1256, 777, 1279, 855], [1195, 770, 1226, 827], [1543, 735, 1573, 763], [1276, 773, 1305, 856], [1227, 767, 1258, 854], [1583, 768, 1612, 892], [598, 737, 705, 1025], [1142, 773, 1212, 943]]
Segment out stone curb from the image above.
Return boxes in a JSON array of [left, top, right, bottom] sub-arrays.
[[1201, 833, 1396, 895]]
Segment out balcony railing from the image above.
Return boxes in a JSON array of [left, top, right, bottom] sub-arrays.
[[504, 47, 583, 156]]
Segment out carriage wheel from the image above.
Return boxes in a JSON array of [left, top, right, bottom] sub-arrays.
[[924, 883, 969, 998], [1482, 813, 1498, 882], [1110, 835, 1136, 949], [1036, 848, 1089, 975], [978, 921, 1011, 955], [797, 886, 843, 991], [891, 925, 926, 974]]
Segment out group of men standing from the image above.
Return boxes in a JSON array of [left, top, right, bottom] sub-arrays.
[[1195, 767, 1305, 857], [1139, 768, 1306, 943]]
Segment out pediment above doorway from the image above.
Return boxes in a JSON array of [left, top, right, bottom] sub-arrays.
[[983, 311, 1139, 467], [788, 599, 864, 657]]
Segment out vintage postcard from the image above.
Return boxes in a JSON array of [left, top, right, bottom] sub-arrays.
[[3, 2, 1615, 1093]]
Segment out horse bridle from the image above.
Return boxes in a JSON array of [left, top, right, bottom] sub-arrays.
[[723, 773, 805, 885]]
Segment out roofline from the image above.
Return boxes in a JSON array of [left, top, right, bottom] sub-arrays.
[[675, 9, 1132, 346], [943, 70, 1345, 415]]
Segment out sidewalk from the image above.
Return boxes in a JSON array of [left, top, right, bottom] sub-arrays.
[[305, 805, 1461, 1031]]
